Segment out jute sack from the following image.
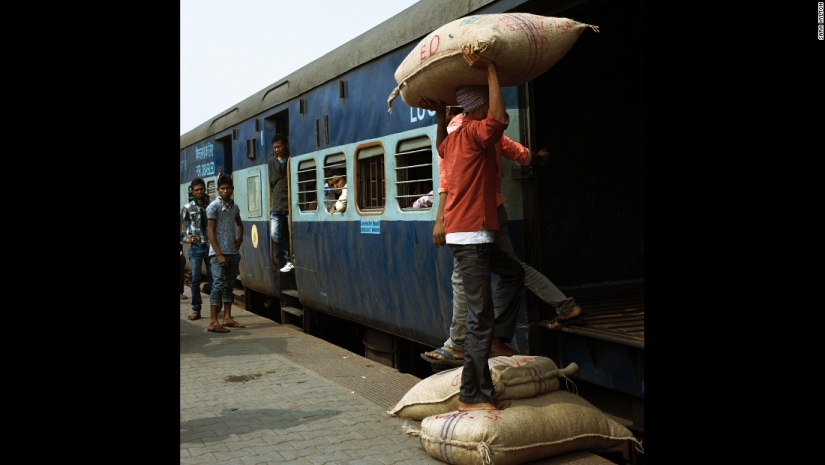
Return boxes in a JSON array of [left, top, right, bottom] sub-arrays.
[[403, 390, 643, 465], [387, 13, 598, 112], [388, 356, 578, 421]]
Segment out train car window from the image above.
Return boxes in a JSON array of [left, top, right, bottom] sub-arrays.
[[297, 160, 318, 211], [247, 173, 262, 217], [323, 154, 346, 212], [395, 136, 433, 209], [356, 145, 385, 211]]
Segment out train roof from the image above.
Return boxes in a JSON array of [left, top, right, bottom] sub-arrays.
[[180, 0, 505, 149]]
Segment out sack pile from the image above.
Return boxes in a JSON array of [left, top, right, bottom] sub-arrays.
[[392, 355, 642, 464], [389, 355, 577, 421], [387, 13, 598, 112]]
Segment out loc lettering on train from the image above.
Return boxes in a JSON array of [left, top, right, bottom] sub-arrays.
[[410, 107, 436, 123]]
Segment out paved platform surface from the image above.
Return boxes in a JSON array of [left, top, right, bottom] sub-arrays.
[[179, 287, 622, 465]]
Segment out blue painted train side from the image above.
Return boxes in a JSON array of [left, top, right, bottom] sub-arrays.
[[181, 0, 645, 434]]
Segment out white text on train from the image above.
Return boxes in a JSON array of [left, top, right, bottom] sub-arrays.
[[195, 143, 214, 160], [409, 107, 436, 123]]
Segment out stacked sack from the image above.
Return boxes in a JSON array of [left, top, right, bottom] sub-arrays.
[[390, 355, 642, 465], [389, 355, 576, 421], [387, 13, 598, 112]]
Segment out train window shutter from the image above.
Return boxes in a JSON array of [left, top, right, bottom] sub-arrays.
[[247, 138, 256, 159]]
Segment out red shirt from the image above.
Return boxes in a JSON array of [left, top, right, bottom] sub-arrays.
[[440, 114, 531, 206], [437, 111, 509, 234]]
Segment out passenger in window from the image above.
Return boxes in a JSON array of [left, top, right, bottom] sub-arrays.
[[268, 134, 294, 273], [323, 175, 336, 211], [328, 171, 347, 213], [412, 190, 434, 208], [417, 45, 524, 412]]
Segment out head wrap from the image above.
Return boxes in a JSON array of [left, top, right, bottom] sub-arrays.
[[455, 85, 489, 112]]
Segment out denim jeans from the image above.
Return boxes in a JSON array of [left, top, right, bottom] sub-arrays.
[[270, 211, 291, 266], [444, 205, 573, 351], [180, 251, 186, 294], [210, 254, 241, 307], [188, 244, 213, 312], [449, 242, 524, 405]]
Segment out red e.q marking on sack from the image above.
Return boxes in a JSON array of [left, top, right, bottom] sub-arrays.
[[419, 35, 441, 61]]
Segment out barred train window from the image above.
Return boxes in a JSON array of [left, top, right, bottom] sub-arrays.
[[356, 145, 385, 211], [207, 180, 217, 202], [296, 160, 317, 211], [246, 173, 262, 217], [395, 136, 434, 209], [323, 153, 346, 212]]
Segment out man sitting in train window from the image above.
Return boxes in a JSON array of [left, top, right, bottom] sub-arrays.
[[412, 190, 434, 209], [323, 174, 336, 211], [328, 170, 347, 213]]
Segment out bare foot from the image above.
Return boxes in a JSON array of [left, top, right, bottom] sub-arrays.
[[490, 337, 518, 357], [458, 400, 510, 411], [222, 319, 245, 328]]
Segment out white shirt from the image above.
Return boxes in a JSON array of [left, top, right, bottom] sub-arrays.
[[334, 184, 348, 212]]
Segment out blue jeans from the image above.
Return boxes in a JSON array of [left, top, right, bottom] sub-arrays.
[[188, 244, 213, 312], [270, 211, 291, 265], [449, 242, 524, 405], [210, 254, 241, 307]]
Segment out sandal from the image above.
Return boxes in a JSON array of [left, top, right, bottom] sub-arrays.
[[187, 312, 201, 321], [207, 325, 229, 333], [541, 307, 587, 331], [420, 347, 464, 367]]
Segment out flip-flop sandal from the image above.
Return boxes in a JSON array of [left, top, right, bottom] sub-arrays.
[[187, 312, 201, 321], [222, 321, 245, 328], [420, 347, 464, 367], [207, 326, 230, 333]]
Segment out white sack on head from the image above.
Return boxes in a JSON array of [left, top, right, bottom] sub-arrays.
[[387, 13, 598, 112]]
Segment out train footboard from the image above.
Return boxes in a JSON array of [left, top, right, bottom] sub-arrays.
[[530, 287, 644, 436]]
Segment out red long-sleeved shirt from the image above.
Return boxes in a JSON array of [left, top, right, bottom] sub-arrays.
[[437, 111, 509, 234], [439, 113, 532, 206]]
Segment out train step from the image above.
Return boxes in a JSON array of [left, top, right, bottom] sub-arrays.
[[281, 306, 303, 317], [282, 289, 299, 299], [233, 289, 245, 308]]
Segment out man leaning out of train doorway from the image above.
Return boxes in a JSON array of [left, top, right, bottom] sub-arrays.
[[268, 134, 294, 273]]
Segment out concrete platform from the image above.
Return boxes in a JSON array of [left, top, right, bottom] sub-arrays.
[[179, 287, 625, 464]]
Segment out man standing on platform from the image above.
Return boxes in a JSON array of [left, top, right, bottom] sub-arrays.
[[180, 177, 213, 319], [206, 174, 245, 333]]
